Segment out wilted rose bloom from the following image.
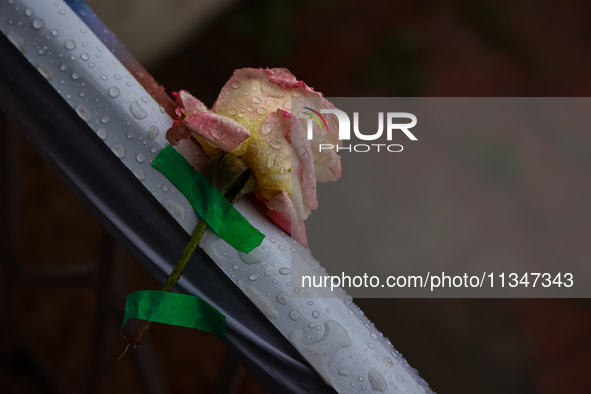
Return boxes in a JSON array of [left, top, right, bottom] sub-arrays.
[[166, 68, 341, 246]]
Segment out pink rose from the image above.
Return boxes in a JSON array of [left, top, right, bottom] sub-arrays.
[[166, 68, 341, 246]]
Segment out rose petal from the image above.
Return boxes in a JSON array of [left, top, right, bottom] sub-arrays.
[[300, 99, 342, 183], [177, 90, 208, 112], [264, 68, 306, 89], [166, 123, 191, 146], [289, 114, 318, 218], [266, 191, 308, 247], [241, 109, 291, 188], [213, 68, 323, 122], [182, 111, 251, 152]]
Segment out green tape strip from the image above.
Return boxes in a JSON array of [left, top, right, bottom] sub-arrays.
[[153, 145, 264, 253], [122, 290, 226, 337]]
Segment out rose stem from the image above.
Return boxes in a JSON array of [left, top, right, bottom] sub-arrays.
[[126, 218, 208, 348]]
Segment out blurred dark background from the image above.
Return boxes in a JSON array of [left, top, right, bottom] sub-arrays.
[[3, 0, 591, 393]]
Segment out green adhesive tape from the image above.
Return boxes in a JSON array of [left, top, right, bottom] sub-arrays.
[[153, 145, 264, 254], [123, 290, 226, 337]]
